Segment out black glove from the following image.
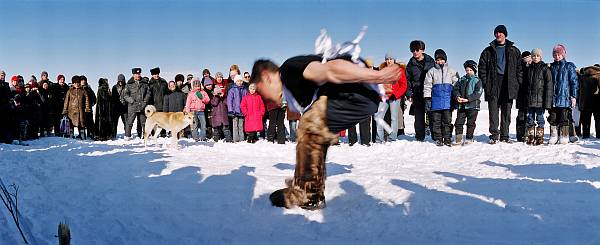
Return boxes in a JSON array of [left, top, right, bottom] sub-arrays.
[[424, 98, 432, 113]]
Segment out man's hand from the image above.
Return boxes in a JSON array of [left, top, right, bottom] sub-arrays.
[[571, 97, 577, 108], [376, 64, 401, 84]]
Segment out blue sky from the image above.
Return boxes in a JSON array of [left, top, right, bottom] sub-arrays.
[[1, 0, 599, 87]]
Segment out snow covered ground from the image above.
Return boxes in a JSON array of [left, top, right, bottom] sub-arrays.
[[1, 105, 600, 245]]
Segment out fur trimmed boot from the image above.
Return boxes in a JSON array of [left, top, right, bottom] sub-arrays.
[[535, 127, 544, 146], [526, 126, 535, 145], [549, 126, 558, 145], [453, 134, 463, 146], [270, 96, 338, 210], [559, 125, 570, 144]]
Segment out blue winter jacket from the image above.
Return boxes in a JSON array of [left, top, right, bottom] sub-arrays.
[[424, 63, 460, 111], [227, 84, 248, 116], [550, 59, 579, 108]]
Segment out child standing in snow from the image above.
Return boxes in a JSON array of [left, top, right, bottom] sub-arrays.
[[423, 49, 460, 146], [227, 75, 248, 142], [524, 49, 553, 145], [240, 83, 265, 143], [185, 78, 210, 141], [453, 60, 482, 145]]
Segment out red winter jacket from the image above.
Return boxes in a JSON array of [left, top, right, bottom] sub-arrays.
[[240, 93, 266, 132], [381, 63, 408, 100]]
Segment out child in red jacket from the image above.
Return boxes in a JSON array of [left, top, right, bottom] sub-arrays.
[[240, 83, 265, 143]]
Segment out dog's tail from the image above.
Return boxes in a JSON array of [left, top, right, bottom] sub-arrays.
[[145, 105, 156, 118]]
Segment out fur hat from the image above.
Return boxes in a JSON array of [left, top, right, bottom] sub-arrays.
[[531, 48, 543, 58], [204, 78, 214, 86], [71, 75, 81, 84], [215, 72, 224, 78], [553, 44, 567, 58], [175, 74, 185, 82], [0, 70, 5, 76], [434, 49, 447, 61], [41, 71, 48, 77], [385, 53, 394, 60], [150, 67, 160, 75], [494, 25, 508, 37], [234, 74, 244, 83], [11, 76, 18, 82], [132, 68, 142, 74], [79, 75, 87, 82]]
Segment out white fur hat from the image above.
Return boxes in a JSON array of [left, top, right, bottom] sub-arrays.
[[234, 74, 244, 82]]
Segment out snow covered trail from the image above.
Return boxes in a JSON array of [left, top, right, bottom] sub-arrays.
[[1, 115, 600, 244]]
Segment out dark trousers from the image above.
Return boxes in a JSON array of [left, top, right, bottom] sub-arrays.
[[516, 108, 527, 142], [125, 111, 146, 138], [412, 99, 426, 141], [267, 108, 286, 143], [112, 111, 127, 138], [85, 112, 95, 138], [548, 107, 571, 127], [431, 109, 453, 141], [348, 117, 371, 145], [580, 110, 600, 138], [213, 125, 232, 142], [488, 98, 513, 140], [455, 109, 478, 139]]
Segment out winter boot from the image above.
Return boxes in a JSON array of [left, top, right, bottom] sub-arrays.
[[559, 126, 570, 144], [444, 138, 452, 147], [453, 134, 463, 146], [464, 138, 474, 145], [269, 96, 338, 210], [526, 127, 535, 145], [535, 127, 544, 146], [548, 126, 558, 145]]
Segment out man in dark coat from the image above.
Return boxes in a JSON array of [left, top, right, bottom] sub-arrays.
[[95, 78, 114, 140], [122, 68, 151, 138], [53, 75, 70, 136], [80, 75, 96, 139], [515, 51, 531, 142], [577, 65, 600, 139], [478, 25, 522, 144], [112, 74, 127, 138], [162, 81, 186, 112], [405, 40, 435, 141], [0, 70, 13, 143], [149, 67, 168, 111]]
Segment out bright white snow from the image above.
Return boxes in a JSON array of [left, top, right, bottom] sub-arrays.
[[1, 105, 600, 244]]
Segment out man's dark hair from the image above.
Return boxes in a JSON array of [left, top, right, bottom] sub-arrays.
[[409, 40, 426, 52], [202, 69, 210, 75], [250, 59, 279, 84]]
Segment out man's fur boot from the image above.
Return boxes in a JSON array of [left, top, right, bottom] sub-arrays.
[[270, 96, 338, 210]]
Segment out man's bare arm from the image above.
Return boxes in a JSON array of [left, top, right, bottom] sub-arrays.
[[303, 59, 401, 86]]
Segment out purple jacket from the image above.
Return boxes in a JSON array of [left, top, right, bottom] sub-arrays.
[[210, 94, 229, 126], [227, 84, 248, 116]]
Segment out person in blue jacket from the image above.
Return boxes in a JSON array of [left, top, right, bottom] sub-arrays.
[[548, 44, 579, 145]]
